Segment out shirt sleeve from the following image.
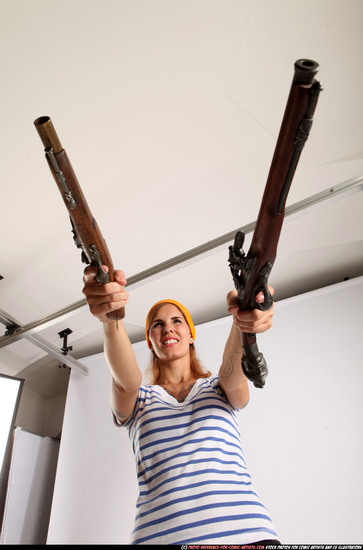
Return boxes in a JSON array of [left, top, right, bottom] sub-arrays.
[[111, 384, 148, 428], [208, 375, 244, 411]]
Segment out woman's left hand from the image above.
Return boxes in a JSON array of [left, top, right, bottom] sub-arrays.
[[226, 287, 275, 334]]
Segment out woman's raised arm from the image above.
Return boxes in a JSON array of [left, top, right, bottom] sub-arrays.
[[219, 288, 274, 409], [83, 266, 142, 422]]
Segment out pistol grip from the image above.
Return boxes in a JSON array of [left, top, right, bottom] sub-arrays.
[[107, 308, 125, 321], [241, 333, 268, 388]]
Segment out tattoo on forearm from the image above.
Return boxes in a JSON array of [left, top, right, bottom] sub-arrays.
[[222, 351, 242, 379]]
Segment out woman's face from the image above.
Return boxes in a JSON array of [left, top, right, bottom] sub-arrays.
[[148, 303, 193, 362]]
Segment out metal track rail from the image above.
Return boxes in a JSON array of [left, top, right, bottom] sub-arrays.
[[0, 310, 89, 375], [1, 176, 362, 355]]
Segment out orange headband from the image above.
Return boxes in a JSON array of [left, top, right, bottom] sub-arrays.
[[145, 299, 196, 349]]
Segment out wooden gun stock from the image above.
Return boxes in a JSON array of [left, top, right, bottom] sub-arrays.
[[229, 59, 322, 388], [34, 116, 125, 321]]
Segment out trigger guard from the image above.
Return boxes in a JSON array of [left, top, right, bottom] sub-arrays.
[[251, 286, 273, 311], [250, 261, 273, 311], [89, 244, 110, 284]]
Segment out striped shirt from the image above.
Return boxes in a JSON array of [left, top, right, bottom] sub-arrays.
[[117, 376, 278, 545]]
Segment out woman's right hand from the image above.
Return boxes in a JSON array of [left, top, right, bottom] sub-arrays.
[[82, 265, 129, 324]]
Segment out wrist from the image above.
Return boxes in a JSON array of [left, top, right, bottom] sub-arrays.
[[103, 319, 124, 335], [230, 324, 243, 348]]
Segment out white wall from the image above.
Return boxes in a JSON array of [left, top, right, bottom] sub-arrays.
[[44, 395, 68, 438], [47, 277, 363, 544], [15, 388, 67, 439], [0, 429, 59, 544], [15, 386, 45, 436]]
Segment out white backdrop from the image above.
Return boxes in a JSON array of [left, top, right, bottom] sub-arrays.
[[0, 429, 59, 545], [47, 277, 363, 544]]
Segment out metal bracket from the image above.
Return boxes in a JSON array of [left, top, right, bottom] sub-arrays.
[[0, 308, 89, 375], [5, 322, 20, 336], [58, 328, 73, 355]]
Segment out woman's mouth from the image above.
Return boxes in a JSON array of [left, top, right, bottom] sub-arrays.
[[162, 338, 178, 345]]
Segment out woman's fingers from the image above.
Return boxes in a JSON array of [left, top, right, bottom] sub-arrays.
[[227, 287, 275, 334], [82, 266, 129, 323]]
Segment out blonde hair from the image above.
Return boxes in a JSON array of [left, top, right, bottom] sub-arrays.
[[145, 301, 211, 385]]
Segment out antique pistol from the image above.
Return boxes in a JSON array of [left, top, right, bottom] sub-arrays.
[[34, 116, 125, 321], [229, 59, 322, 388]]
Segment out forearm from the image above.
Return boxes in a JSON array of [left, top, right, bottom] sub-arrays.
[[219, 324, 249, 408], [103, 321, 142, 393], [220, 324, 246, 387]]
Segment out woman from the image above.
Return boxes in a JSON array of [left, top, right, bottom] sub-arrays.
[[83, 265, 279, 545]]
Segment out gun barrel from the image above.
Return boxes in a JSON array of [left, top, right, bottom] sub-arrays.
[[34, 116, 63, 153], [293, 59, 320, 85]]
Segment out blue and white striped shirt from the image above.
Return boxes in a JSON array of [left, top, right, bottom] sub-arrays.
[[118, 376, 278, 545]]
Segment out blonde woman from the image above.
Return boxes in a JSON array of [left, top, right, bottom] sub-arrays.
[[83, 265, 280, 546]]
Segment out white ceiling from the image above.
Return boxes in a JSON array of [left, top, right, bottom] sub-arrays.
[[1, 0, 362, 398]]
